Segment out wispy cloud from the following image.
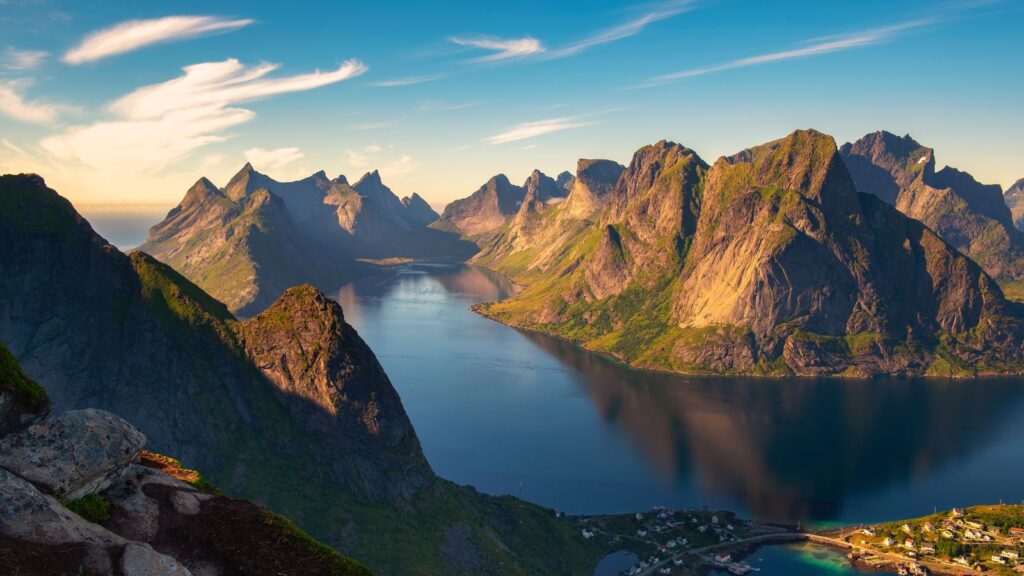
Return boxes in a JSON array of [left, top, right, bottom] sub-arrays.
[[110, 58, 367, 119], [546, 0, 694, 59], [640, 18, 934, 87], [1, 47, 47, 71], [0, 79, 74, 123], [244, 146, 305, 176], [449, 36, 545, 62], [348, 120, 398, 131], [40, 58, 366, 173], [371, 73, 445, 87], [486, 117, 592, 144], [450, 1, 692, 64], [64, 15, 254, 64], [417, 100, 478, 111]]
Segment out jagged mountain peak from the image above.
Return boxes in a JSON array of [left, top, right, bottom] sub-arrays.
[[354, 169, 383, 187], [225, 162, 273, 201], [842, 129, 1023, 278], [400, 192, 439, 227]]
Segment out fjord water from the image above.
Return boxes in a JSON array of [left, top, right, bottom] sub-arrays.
[[335, 264, 1024, 572]]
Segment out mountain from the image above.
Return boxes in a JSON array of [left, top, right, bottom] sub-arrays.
[[840, 131, 1024, 280], [141, 173, 346, 316], [555, 170, 575, 194], [401, 193, 439, 227], [1005, 178, 1024, 231], [141, 165, 472, 316], [0, 173, 603, 575], [433, 174, 525, 241], [471, 130, 1024, 377]]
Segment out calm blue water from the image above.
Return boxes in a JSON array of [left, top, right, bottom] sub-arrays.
[[333, 263, 1024, 574]]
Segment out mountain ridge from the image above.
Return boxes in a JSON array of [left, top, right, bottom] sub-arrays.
[[463, 130, 1024, 377], [141, 164, 473, 316]]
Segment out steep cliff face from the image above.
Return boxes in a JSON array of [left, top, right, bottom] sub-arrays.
[[434, 174, 525, 240], [475, 131, 1024, 377], [239, 286, 431, 501], [562, 159, 624, 220], [0, 173, 603, 575], [1005, 178, 1024, 231], [841, 131, 1024, 280], [142, 165, 471, 316]]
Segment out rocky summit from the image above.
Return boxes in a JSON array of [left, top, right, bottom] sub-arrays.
[[841, 131, 1024, 280], [141, 164, 472, 316], [467, 130, 1024, 377], [0, 173, 603, 575]]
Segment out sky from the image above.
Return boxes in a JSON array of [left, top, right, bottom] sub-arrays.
[[0, 0, 1022, 214]]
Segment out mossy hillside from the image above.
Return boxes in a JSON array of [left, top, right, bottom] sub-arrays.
[[0, 174, 90, 239], [130, 252, 240, 349], [0, 341, 48, 411]]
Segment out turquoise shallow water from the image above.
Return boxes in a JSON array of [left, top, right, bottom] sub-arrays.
[[710, 543, 899, 576]]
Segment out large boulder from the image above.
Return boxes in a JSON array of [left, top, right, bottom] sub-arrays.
[[0, 409, 146, 499], [0, 466, 123, 546]]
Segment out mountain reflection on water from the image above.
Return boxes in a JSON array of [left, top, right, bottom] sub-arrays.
[[334, 264, 1024, 524]]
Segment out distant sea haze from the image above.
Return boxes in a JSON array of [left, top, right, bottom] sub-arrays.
[[78, 206, 170, 249]]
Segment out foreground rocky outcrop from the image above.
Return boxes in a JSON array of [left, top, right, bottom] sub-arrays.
[[841, 131, 1024, 280], [0, 379, 372, 576], [141, 164, 473, 316], [0, 173, 604, 575], [467, 130, 1024, 377]]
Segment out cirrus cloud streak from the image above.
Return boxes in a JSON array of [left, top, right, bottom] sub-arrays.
[[64, 15, 254, 64]]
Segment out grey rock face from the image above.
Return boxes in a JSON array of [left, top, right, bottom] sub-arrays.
[[120, 542, 194, 576], [0, 467, 124, 546], [0, 408, 146, 499]]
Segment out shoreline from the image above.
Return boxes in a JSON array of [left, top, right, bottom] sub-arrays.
[[468, 287, 1024, 381]]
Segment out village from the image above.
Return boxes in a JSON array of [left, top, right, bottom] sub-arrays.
[[577, 507, 800, 575], [576, 505, 1024, 576], [832, 505, 1024, 575]]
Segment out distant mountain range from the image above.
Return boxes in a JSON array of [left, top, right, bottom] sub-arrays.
[[445, 130, 1024, 377], [840, 131, 1024, 280], [0, 174, 602, 575], [141, 164, 475, 316]]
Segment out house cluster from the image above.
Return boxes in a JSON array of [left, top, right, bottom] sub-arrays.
[[865, 508, 1024, 573], [624, 554, 686, 575]]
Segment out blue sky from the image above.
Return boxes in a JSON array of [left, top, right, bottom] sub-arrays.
[[0, 0, 1021, 211]]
